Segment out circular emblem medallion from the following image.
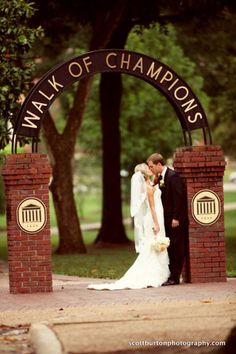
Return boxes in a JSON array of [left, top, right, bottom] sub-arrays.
[[16, 197, 47, 233], [191, 190, 221, 226]]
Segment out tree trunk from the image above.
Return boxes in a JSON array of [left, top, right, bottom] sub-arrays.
[[96, 72, 129, 244], [96, 23, 132, 244], [43, 111, 87, 254], [50, 150, 86, 254]]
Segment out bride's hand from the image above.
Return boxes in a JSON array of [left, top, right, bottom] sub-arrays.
[[152, 224, 160, 235]]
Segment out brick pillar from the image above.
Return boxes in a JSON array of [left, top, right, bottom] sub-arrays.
[[2, 153, 53, 294], [173, 146, 227, 283]]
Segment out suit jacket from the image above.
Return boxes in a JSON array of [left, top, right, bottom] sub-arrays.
[[159, 167, 188, 228]]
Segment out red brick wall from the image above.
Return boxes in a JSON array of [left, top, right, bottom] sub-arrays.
[[2, 153, 53, 294], [174, 146, 227, 283]]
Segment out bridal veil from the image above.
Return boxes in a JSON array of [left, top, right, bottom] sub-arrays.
[[130, 171, 148, 253]]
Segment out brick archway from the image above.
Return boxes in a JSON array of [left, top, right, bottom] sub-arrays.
[[3, 50, 227, 294]]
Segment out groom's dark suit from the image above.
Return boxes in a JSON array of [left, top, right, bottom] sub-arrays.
[[158, 167, 188, 283]]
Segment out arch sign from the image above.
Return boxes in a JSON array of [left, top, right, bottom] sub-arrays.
[[13, 49, 211, 151]]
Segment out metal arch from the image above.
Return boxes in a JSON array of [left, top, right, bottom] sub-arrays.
[[12, 49, 213, 153]]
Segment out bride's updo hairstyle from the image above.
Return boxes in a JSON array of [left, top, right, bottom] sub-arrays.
[[134, 163, 150, 177]]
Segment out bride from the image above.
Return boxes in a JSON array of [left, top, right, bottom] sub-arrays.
[[87, 163, 170, 290]]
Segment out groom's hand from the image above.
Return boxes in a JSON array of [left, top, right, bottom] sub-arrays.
[[172, 219, 179, 228]]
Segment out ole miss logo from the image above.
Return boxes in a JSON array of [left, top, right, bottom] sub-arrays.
[[16, 197, 47, 233], [191, 190, 221, 226]]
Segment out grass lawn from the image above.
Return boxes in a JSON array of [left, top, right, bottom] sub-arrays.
[[52, 209, 236, 278], [52, 240, 136, 279], [52, 225, 136, 279], [0, 186, 235, 279], [0, 210, 235, 279], [224, 191, 236, 204], [52, 247, 136, 279], [224, 210, 236, 277]]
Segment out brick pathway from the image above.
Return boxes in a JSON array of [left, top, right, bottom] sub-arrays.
[[0, 271, 236, 312], [1, 261, 236, 353]]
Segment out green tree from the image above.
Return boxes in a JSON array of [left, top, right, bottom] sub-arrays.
[[121, 24, 209, 172], [0, 0, 43, 214], [175, 8, 236, 158], [0, 0, 43, 148]]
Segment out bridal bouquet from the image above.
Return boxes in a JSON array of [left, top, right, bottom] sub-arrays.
[[151, 236, 170, 252]]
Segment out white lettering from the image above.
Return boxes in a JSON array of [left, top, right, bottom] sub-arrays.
[[83, 56, 92, 73], [39, 90, 54, 101], [188, 112, 203, 123], [106, 52, 117, 68], [47, 75, 63, 92], [132, 57, 143, 73], [168, 78, 179, 91], [68, 62, 83, 77], [120, 53, 131, 69], [146, 62, 163, 80], [181, 98, 197, 112], [174, 86, 189, 100], [160, 70, 173, 83], [32, 101, 47, 114], [22, 110, 40, 129]]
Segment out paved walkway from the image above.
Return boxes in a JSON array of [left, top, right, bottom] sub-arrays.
[[224, 202, 236, 211], [0, 261, 236, 353], [224, 182, 236, 192]]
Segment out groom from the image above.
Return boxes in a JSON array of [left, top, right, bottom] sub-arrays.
[[147, 153, 188, 285]]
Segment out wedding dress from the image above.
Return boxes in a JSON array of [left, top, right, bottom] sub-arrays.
[[87, 173, 170, 290]]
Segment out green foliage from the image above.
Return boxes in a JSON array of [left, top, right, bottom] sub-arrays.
[[77, 77, 102, 154], [121, 27, 178, 169], [0, 0, 43, 149], [121, 25, 209, 171], [175, 10, 236, 158]]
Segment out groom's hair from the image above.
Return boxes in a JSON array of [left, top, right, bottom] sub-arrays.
[[146, 153, 165, 166]]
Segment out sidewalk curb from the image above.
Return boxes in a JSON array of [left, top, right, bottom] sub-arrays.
[[29, 323, 63, 354]]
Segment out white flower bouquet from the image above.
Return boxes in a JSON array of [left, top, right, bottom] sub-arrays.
[[151, 236, 170, 252]]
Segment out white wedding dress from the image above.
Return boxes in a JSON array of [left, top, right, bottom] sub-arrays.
[[87, 184, 170, 290]]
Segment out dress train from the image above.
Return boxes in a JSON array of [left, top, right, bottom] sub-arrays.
[[87, 186, 170, 290]]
